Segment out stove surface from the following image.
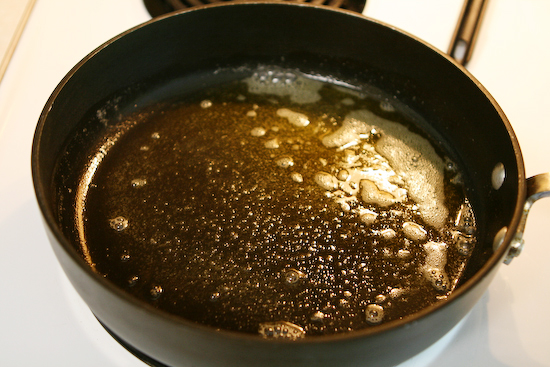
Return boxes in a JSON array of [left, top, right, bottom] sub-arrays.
[[1, 0, 549, 366]]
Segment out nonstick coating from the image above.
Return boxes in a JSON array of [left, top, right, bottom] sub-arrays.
[[32, 3, 526, 366]]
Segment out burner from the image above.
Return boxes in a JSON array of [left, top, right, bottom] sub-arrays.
[[144, 0, 367, 17]]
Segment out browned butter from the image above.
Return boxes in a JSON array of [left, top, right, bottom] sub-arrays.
[[57, 66, 477, 338]]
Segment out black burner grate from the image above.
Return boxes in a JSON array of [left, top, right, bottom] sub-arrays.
[[144, 0, 367, 17]]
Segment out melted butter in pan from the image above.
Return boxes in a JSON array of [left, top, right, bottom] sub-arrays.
[[63, 66, 477, 337]]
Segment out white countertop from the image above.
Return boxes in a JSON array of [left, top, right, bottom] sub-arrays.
[[1, 0, 549, 366]]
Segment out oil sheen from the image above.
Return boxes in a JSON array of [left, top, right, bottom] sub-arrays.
[[62, 66, 477, 338]]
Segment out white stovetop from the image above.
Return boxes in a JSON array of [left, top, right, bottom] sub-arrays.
[[1, 0, 549, 366]]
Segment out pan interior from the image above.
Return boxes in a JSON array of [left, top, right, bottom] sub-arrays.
[[52, 62, 481, 338]]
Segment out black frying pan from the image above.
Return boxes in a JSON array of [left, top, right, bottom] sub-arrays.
[[31, 2, 549, 366]]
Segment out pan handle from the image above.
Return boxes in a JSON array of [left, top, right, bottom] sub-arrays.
[[448, 0, 489, 65], [495, 173, 550, 264]]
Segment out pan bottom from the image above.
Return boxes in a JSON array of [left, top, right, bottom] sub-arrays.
[[98, 318, 169, 367]]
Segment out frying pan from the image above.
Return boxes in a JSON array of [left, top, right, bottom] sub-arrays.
[[31, 2, 550, 366]]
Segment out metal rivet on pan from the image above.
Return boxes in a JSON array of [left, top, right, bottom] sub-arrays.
[[492, 162, 505, 190], [493, 226, 508, 252]]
